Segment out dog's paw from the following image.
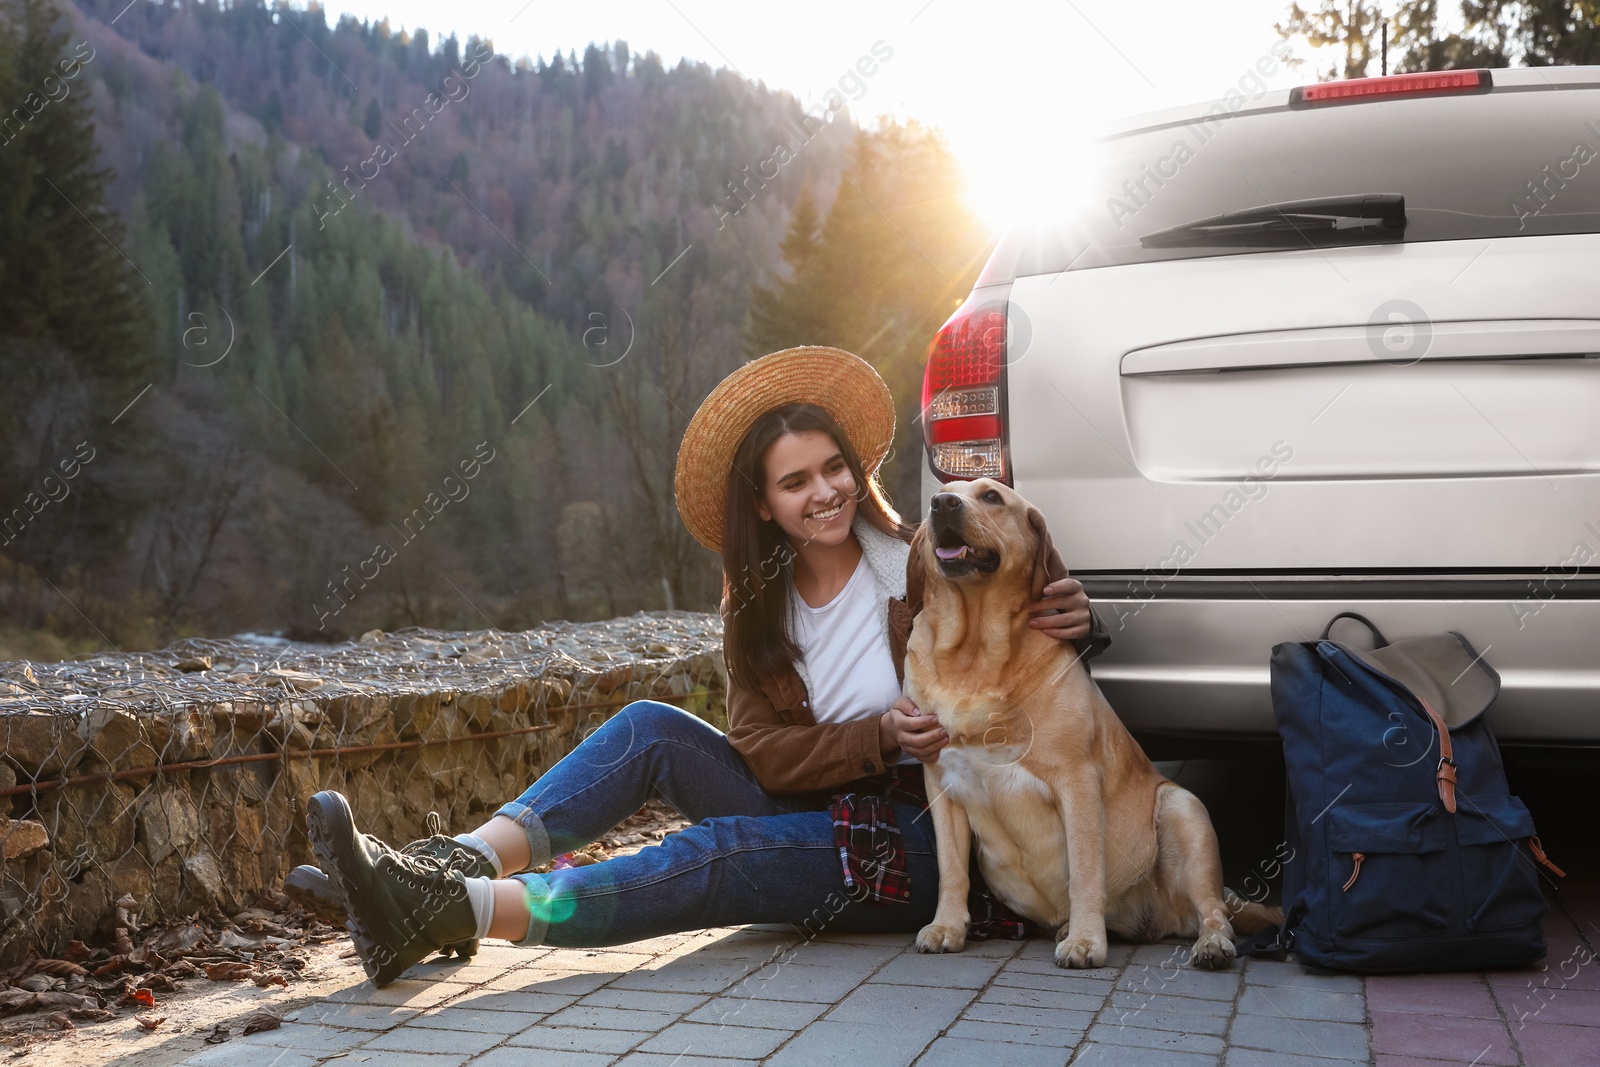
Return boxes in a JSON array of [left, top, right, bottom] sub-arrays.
[[915, 922, 967, 954], [1053, 934, 1108, 969], [1190, 929, 1237, 970]]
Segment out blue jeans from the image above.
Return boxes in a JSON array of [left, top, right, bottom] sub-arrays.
[[492, 700, 939, 947]]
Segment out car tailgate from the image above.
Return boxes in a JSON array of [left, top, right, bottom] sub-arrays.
[[1004, 233, 1600, 573]]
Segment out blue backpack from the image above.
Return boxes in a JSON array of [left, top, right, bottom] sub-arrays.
[[1269, 612, 1564, 973]]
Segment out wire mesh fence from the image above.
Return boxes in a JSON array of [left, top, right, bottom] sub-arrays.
[[0, 612, 726, 966]]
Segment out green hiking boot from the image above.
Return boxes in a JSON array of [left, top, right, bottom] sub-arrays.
[[305, 790, 480, 987], [284, 814, 495, 959]]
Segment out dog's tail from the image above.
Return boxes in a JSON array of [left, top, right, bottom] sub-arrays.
[[1224, 888, 1285, 935]]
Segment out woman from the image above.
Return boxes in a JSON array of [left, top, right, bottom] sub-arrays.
[[299, 346, 1107, 988]]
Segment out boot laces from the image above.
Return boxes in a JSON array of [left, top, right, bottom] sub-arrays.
[[402, 851, 454, 879], [401, 834, 459, 859], [384, 846, 474, 892], [399, 815, 481, 876]]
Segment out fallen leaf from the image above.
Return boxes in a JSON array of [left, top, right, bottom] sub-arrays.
[[45, 1012, 72, 1031], [63, 941, 93, 963], [241, 1010, 281, 1035], [33, 991, 97, 1011], [203, 962, 253, 981], [68, 1007, 115, 1023], [252, 972, 288, 989], [120, 987, 156, 1009], [135, 1014, 166, 1030], [113, 928, 133, 955], [148, 923, 206, 956], [163, 959, 198, 979], [203, 1023, 230, 1044], [91, 956, 127, 977], [31, 959, 87, 977], [138, 973, 177, 992], [218, 930, 273, 951]]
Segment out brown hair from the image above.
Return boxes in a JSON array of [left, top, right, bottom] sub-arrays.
[[720, 402, 910, 686]]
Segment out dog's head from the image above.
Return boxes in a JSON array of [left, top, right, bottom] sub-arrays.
[[908, 479, 1067, 606]]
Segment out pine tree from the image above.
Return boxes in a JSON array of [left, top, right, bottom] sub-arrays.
[[741, 125, 988, 511], [0, 0, 153, 386], [0, 18, 26, 288], [779, 181, 821, 272], [746, 182, 825, 355]]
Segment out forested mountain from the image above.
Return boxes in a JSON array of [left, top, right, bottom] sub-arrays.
[[0, 0, 988, 656]]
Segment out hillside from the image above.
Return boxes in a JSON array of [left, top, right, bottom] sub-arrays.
[[3, 0, 871, 651]]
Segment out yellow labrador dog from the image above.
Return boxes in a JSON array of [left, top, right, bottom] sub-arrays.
[[904, 478, 1278, 969]]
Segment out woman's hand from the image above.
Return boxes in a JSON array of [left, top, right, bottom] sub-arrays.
[[881, 696, 948, 763], [1027, 576, 1092, 641]]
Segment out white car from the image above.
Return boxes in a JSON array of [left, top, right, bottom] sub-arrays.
[[920, 67, 1600, 743]]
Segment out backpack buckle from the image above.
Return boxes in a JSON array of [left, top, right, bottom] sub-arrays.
[[1435, 756, 1459, 813]]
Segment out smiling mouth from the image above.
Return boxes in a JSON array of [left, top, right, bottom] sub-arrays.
[[807, 500, 845, 522], [934, 528, 1000, 574]]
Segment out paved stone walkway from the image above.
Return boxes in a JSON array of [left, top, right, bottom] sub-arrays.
[[166, 901, 1598, 1067]]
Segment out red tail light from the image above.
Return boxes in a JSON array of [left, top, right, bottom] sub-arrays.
[[921, 294, 1009, 483], [1292, 69, 1491, 108]]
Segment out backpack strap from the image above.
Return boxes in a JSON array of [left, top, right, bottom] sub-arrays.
[[1530, 837, 1567, 878], [1415, 694, 1457, 813], [1319, 611, 1391, 646]]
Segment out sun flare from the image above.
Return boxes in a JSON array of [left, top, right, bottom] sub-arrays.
[[956, 125, 1101, 239]]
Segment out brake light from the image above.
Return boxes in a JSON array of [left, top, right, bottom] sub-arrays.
[[924, 305, 1003, 394], [1292, 69, 1491, 108], [928, 414, 1001, 445], [921, 294, 1009, 483]]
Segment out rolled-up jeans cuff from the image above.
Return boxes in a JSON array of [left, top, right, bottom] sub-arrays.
[[509, 873, 551, 947], [492, 801, 551, 872]]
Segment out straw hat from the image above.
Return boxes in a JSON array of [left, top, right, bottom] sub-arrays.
[[674, 346, 896, 553]]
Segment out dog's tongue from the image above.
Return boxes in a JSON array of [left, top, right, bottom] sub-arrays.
[[935, 545, 969, 560]]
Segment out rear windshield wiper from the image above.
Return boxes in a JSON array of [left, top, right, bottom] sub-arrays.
[[1140, 194, 1406, 248]]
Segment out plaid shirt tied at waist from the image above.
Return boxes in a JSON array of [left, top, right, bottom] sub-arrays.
[[827, 761, 1032, 940]]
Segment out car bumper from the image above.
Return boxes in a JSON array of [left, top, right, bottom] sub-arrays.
[[1079, 588, 1600, 743]]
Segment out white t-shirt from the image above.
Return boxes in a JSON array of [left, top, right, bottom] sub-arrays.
[[788, 553, 918, 766]]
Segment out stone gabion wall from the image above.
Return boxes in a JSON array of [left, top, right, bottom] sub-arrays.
[[0, 612, 725, 965]]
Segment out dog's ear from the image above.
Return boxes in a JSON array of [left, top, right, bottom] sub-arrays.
[[1025, 505, 1069, 602], [906, 521, 928, 612]]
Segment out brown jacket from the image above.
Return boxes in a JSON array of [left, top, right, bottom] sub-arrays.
[[723, 553, 1110, 794]]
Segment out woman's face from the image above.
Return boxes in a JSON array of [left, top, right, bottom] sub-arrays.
[[755, 430, 858, 548]]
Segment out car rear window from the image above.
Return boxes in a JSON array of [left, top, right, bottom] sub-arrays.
[[980, 82, 1600, 284]]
